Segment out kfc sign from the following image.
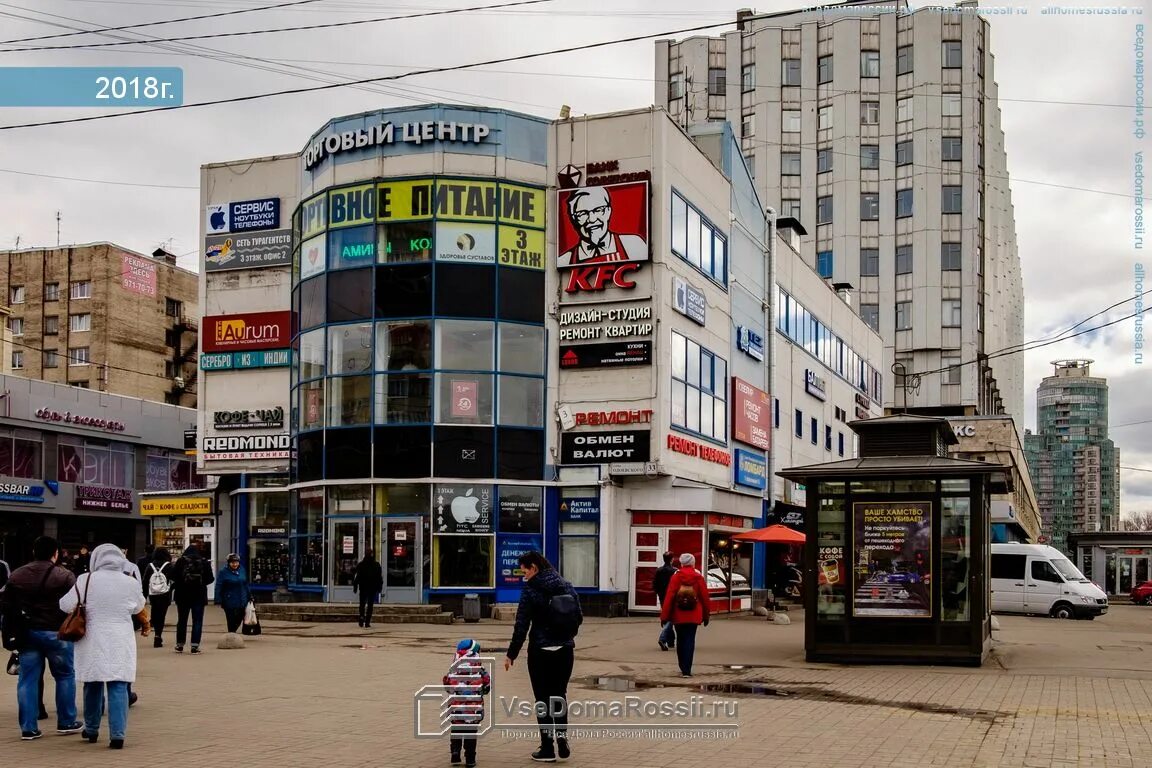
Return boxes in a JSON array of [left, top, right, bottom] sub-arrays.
[[732, 378, 771, 450], [574, 409, 653, 427], [557, 180, 649, 293], [202, 311, 291, 353]]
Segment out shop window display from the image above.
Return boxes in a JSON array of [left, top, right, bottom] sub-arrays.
[[328, 225, 377, 270], [57, 438, 134, 487], [498, 487, 542, 534], [299, 380, 325, 431], [379, 221, 434, 263], [292, 536, 324, 585], [375, 319, 432, 371], [0, 432, 42, 479], [433, 535, 494, 587], [941, 496, 971, 621], [296, 488, 324, 536], [435, 374, 494, 425], [435, 320, 494, 371], [327, 375, 372, 426]]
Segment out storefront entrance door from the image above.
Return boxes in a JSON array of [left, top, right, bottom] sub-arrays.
[[184, 519, 216, 602], [382, 519, 421, 604], [1117, 556, 1151, 595], [329, 518, 366, 603], [628, 527, 705, 611]]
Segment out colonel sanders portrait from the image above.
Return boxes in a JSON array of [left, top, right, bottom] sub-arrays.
[[558, 185, 648, 267]]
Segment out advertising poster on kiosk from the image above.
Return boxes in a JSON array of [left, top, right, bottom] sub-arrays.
[[852, 501, 932, 617]]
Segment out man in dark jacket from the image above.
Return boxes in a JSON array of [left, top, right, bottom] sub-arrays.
[[0, 536, 83, 740], [352, 550, 383, 628], [504, 552, 582, 763], [170, 545, 214, 655], [652, 551, 677, 652], [135, 545, 155, 592]]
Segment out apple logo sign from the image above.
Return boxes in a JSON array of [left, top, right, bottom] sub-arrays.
[[207, 205, 229, 233], [451, 488, 481, 524]]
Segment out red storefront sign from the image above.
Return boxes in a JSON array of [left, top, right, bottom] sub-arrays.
[[202, 311, 292, 353], [574, 409, 653, 426], [666, 434, 731, 466], [732, 377, 771, 450], [557, 179, 649, 293]]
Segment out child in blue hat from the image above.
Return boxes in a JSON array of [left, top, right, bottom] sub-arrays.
[[442, 638, 491, 766]]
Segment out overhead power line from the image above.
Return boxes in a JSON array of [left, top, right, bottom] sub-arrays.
[[0, 20, 736, 131], [0, 0, 559, 52], [0, 166, 198, 189], [0, 0, 323, 44]]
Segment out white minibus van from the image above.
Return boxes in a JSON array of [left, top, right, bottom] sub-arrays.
[[990, 543, 1108, 619]]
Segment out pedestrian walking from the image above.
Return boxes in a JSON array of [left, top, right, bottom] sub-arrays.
[[0, 536, 83, 740], [652, 551, 677, 652], [72, 547, 91, 576], [115, 549, 144, 709], [504, 551, 582, 763], [170, 545, 214, 655], [143, 548, 174, 648], [352, 549, 383, 628], [443, 638, 491, 767], [60, 544, 147, 749], [659, 553, 710, 678], [134, 546, 154, 584], [215, 554, 249, 634]]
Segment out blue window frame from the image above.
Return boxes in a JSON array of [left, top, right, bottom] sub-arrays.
[[670, 189, 728, 286], [816, 250, 833, 278], [794, 409, 803, 438], [670, 330, 727, 443]]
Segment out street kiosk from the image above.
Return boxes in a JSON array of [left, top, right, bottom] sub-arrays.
[[779, 415, 1007, 666]]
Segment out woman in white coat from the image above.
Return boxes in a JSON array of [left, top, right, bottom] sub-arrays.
[[59, 543, 146, 749]]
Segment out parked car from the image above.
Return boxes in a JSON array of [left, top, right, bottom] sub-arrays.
[[991, 543, 1108, 619], [1130, 580, 1152, 605]]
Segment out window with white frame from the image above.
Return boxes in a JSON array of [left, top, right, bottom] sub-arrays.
[[11, 351, 23, 369], [896, 302, 912, 331], [70, 281, 92, 299], [816, 196, 833, 225], [942, 41, 962, 69], [942, 299, 962, 327], [9, 286, 24, 304], [670, 330, 727, 442], [68, 347, 90, 365], [896, 45, 913, 75], [669, 190, 727, 285], [942, 94, 962, 117], [860, 193, 879, 220], [860, 101, 879, 125], [897, 97, 912, 123], [781, 152, 801, 175], [69, 314, 92, 332], [8, 317, 23, 336], [860, 50, 880, 78], [782, 110, 801, 132], [818, 105, 832, 130]]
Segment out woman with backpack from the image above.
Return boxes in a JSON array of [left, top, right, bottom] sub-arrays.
[[170, 546, 214, 655], [143, 548, 173, 648], [215, 554, 250, 634], [659, 553, 710, 678], [504, 551, 582, 763]]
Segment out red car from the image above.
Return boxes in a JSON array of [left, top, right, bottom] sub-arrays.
[[1131, 581, 1152, 605]]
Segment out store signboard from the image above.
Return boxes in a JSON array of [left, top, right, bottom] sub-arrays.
[[204, 229, 292, 272], [0, 480, 57, 505], [206, 198, 280, 234], [732, 378, 771, 450], [733, 449, 767, 490], [140, 497, 211, 516], [436, 222, 497, 264], [75, 485, 133, 512], [559, 341, 651, 369], [666, 434, 731, 466], [559, 498, 599, 522], [202, 311, 292, 353], [805, 369, 827, 401], [200, 349, 291, 371], [212, 407, 285, 431], [434, 485, 493, 534], [202, 434, 290, 461], [560, 431, 650, 465], [34, 406, 127, 434], [672, 276, 706, 325], [303, 121, 493, 170], [852, 501, 932, 618], [558, 303, 653, 342], [736, 326, 765, 361], [121, 253, 157, 297], [556, 179, 649, 294], [497, 534, 542, 586]]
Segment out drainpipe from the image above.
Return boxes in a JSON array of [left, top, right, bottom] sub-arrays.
[[764, 205, 776, 603]]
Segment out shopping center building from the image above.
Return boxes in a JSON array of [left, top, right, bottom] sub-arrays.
[[197, 103, 884, 613]]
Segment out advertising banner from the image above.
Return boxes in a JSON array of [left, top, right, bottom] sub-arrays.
[[556, 180, 649, 294], [559, 341, 651, 369], [852, 501, 933, 618], [436, 222, 496, 264], [559, 498, 599, 522], [498, 488, 542, 533], [733, 449, 767, 490], [200, 350, 291, 371], [75, 485, 133, 512], [0, 480, 55, 505], [212, 407, 285, 430], [732, 378, 771, 450], [204, 229, 292, 272], [433, 485, 493, 534], [300, 233, 326, 279], [450, 380, 479, 418], [201, 434, 290, 461], [560, 430, 650, 465], [202, 311, 292, 353], [206, 198, 281, 234], [121, 254, 157, 297], [140, 497, 211, 516], [497, 535, 542, 586], [672, 276, 706, 325]]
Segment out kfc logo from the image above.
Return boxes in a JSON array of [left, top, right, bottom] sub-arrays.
[[557, 180, 649, 292]]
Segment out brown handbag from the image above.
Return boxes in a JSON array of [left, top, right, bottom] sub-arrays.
[[58, 576, 91, 642]]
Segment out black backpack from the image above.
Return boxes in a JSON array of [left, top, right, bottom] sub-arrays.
[[182, 558, 204, 589], [549, 592, 582, 640]]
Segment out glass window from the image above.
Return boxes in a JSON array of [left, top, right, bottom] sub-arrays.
[[859, 248, 880, 276], [781, 152, 801, 175], [670, 330, 727, 442], [896, 139, 913, 166], [942, 242, 962, 270], [942, 357, 962, 385], [375, 319, 432, 371], [860, 50, 880, 78], [327, 375, 372, 426], [499, 487, 543, 533], [498, 324, 544, 375], [299, 274, 327, 330], [300, 233, 326, 279], [817, 55, 833, 84], [794, 409, 802, 437], [57, 439, 134, 487], [896, 45, 913, 75], [299, 380, 325, 430], [68, 347, 90, 365], [327, 268, 373, 323], [328, 225, 377, 269], [291, 535, 324, 585], [435, 320, 494, 371], [498, 267, 544, 323], [672, 192, 726, 285], [860, 101, 879, 125], [707, 67, 726, 96], [1032, 560, 1064, 583], [896, 244, 913, 274], [498, 375, 544, 427], [8, 286, 24, 304], [435, 374, 494, 425], [560, 535, 597, 588], [942, 299, 962, 327], [860, 193, 879, 220], [374, 373, 432, 424], [44, 316, 58, 335], [70, 281, 91, 300], [0, 433, 42, 479], [671, 193, 687, 256], [942, 41, 962, 68], [896, 97, 912, 123], [816, 251, 833, 279], [44, 283, 59, 301], [300, 328, 325, 381], [896, 301, 912, 330], [810, 417, 818, 445], [379, 221, 433, 263], [741, 112, 755, 137], [328, 323, 373, 375], [686, 206, 701, 270], [7, 317, 22, 336], [781, 110, 801, 132], [780, 199, 801, 219], [818, 105, 831, 130], [741, 63, 755, 91], [816, 196, 833, 225], [43, 350, 58, 368], [375, 264, 432, 319], [668, 71, 683, 100], [896, 189, 913, 218], [817, 148, 832, 173], [11, 351, 23, 369], [436, 264, 495, 319], [943, 94, 962, 117], [69, 314, 91, 332], [781, 59, 801, 86], [433, 535, 493, 588], [942, 137, 962, 162], [860, 303, 879, 332], [942, 185, 963, 214]]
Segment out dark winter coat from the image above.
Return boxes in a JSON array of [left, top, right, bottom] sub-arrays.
[[506, 568, 582, 661], [660, 566, 711, 627], [352, 557, 384, 595], [0, 560, 76, 632], [215, 565, 250, 611], [652, 563, 677, 606], [170, 546, 215, 606]]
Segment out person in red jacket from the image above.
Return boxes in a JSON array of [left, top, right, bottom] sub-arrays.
[[659, 553, 710, 677]]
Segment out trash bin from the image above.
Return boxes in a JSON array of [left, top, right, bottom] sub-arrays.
[[463, 594, 481, 623]]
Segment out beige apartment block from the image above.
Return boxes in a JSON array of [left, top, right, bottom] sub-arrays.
[[1, 243, 199, 406]]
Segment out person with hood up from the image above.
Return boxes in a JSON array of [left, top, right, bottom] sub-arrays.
[[443, 638, 491, 767], [352, 549, 383, 628], [59, 543, 147, 749], [143, 548, 174, 648], [659, 553, 710, 678], [504, 551, 582, 763], [170, 545, 214, 655], [215, 554, 250, 634]]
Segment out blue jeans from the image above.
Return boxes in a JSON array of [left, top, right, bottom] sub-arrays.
[[83, 681, 129, 740], [673, 624, 698, 675], [18, 630, 77, 732], [659, 619, 675, 648], [175, 602, 205, 647]]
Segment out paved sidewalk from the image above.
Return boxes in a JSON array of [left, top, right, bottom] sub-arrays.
[[1, 605, 1151, 765]]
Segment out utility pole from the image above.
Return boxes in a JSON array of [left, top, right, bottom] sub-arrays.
[[56, 211, 61, 246]]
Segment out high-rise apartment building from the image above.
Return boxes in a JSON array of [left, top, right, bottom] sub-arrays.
[[1024, 360, 1121, 553], [1, 243, 200, 406], [655, 0, 1024, 419]]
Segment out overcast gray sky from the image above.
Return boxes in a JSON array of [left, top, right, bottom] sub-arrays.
[[1, 0, 1147, 516]]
